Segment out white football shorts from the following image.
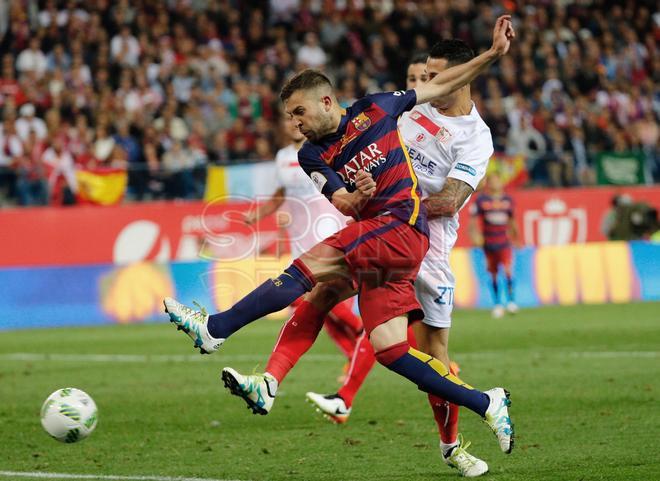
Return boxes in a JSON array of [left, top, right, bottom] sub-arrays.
[[414, 257, 455, 329]]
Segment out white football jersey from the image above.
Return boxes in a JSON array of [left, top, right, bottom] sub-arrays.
[[273, 144, 348, 257], [399, 102, 493, 260]]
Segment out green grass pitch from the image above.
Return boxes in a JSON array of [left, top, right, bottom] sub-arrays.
[[0, 303, 658, 481]]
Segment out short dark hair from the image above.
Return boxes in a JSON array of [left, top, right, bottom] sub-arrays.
[[428, 39, 475, 66], [407, 52, 428, 67], [280, 69, 333, 102]]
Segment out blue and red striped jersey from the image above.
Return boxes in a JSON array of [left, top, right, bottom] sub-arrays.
[[298, 90, 428, 235], [472, 193, 514, 250]]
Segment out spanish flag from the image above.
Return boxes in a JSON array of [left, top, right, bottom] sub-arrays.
[[487, 154, 529, 188], [76, 168, 128, 205]]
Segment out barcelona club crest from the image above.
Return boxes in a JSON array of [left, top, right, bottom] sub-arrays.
[[352, 112, 372, 131]]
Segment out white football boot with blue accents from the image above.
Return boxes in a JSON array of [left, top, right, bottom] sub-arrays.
[[163, 297, 224, 354], [221, 368, 277, 415], [443, 434, 489, 477], [483, 387, 514, 453]]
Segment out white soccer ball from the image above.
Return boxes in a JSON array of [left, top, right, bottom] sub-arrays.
[[40, 388, 98, 443]]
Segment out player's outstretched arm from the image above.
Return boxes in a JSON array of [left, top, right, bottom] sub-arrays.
[[509, 217, 520, 247], [423, 178, 474, 219], [245, 187, 286, 225], [414, 14, 515, 105], [469, 214, 484, 247], [331, 170, 376, 217]]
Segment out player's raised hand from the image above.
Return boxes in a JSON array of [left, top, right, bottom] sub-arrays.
[[491, 14, 515, 57], [355, 169, 376, 198]]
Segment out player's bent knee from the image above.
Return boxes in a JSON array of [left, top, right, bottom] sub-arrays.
[[374, 341, 409, 366], [368, 316, 408, 352], [305, 279, 355, 311], [285, 259, 317, 291], [298, 243, 349, 283]]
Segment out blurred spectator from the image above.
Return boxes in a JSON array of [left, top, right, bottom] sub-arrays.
[[319, 12, 348, 52], [110, 25, 140, 67], [296, 32, 327, 69], [46, 43, 71, 72], [0, 1, 8, 39], [543, 123, 575, 187], [226, 118, 255, 159], [15, 103, 47, 141], [208, 129, 230, 165], [15, 129, 48, 206], [0, 117, 23, 201], [171, 64, 195, 103], [483, 100, 510, 153], [506, 115, 546, 164], [42, 136, 77, 205], [0, 55, 25, 107], [154, 103, 188, 142], [568, 125, 595, 186], [634, 111, 659, 182], [16, 37, 47, 79], [92, 125, 116, 166], [228, 80, 262, 125], [162, 140, 195, 199], [113, 122, 139, 164]]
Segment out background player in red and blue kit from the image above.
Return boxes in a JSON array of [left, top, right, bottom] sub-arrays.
[[164, 15, 516, 456], [470, 172, 519, 318]]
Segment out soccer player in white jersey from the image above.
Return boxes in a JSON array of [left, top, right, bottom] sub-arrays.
[[244, 115, 363, 379], [205, 19, 515, 471], [307, 41, 495, 477], [245, 116, 348, 258]]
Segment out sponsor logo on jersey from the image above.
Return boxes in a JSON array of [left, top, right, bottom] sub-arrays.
[[406, 146, 437, 175], [455, 162, 476, 176], [484, 211, 510, 225], [416, 133, 425, 143], [351, 112, 372, 131], [337, 142, 387, 185]]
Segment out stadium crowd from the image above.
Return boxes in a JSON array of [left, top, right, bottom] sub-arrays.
[[0, 0, 657, 206]]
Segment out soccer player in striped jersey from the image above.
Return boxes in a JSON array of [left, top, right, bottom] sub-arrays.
[[164, 14, 515, 457], [470, 172, 519, 318]]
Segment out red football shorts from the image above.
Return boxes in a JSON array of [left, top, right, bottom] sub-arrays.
[[322, 215, 429, 334], [485, 246, 512, 274]]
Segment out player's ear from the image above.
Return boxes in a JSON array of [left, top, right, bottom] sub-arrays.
[[320, 95, 333, 112]]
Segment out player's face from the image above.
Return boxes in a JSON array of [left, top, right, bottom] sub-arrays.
[[488, 174, 503, 193], [406, 63, 428, 89], [284, 114, 305, 143], [284, 89, 334, 142], [426, 57, 462, 111]]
